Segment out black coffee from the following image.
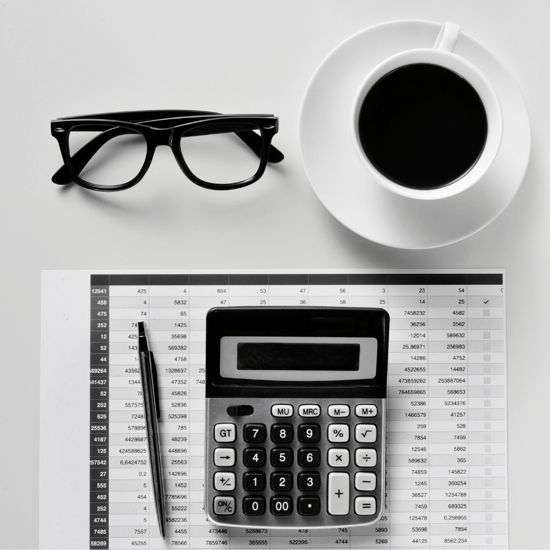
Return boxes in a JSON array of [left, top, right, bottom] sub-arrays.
[[358, 63, 488, 190]]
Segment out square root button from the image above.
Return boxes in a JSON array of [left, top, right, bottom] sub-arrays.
[[355, 424, 377, 443]]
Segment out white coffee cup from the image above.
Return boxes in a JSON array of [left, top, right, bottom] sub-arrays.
[[351, 22, 503, 200]]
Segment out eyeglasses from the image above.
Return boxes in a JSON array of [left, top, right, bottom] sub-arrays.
[[51, 110, 283, 191]]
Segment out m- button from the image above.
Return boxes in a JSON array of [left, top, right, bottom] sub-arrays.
[[328, 405, 350, 418], [214, 423, 236, 443]]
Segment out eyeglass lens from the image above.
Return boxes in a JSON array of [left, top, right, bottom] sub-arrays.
[[179, 122, 263, 185], [66, 121, 264, 188], [68, 125, 148, 188]]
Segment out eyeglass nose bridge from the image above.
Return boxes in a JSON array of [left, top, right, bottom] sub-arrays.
[[149, 127, 174, 148]]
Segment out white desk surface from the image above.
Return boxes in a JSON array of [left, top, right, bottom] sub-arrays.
[[1, 1, 549, 548]]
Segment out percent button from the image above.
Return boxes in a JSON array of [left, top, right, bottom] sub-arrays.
[[328, 424, 350, 443]]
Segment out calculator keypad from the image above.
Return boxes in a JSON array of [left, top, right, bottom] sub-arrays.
[[206, 397, 385, 528]]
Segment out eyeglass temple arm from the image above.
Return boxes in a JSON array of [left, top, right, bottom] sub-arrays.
[[52, 124, 284, 185]]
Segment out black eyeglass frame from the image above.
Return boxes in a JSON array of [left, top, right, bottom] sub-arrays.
[[51, 110, 283, 192]]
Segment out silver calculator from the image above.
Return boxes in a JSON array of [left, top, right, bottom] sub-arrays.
[[204, 306, 389, 529]]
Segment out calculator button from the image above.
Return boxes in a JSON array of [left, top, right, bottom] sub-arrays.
[[327, 472, 350, 515], [214, 448, 236, 467], [298, 423, 321, 443], [328, 424, 350, 443], [243, 423, 266, 443], [271, 448, 293, 467], [243, 448, 266, 468], [243, 472, 266, 492], [355, 496, 377, 516], [298, 404, 321, 417], [355, 424, 377, 443], [243, 496, 266, 516], [271, 404, 293, 417], [213, 496, 236, 516], [298, 448, 321, 467], [271, 423, 294, 443], [270, 472, 293, 491], [214, 423, 236, 443], [355, 472, 377, 491], [297, 472, 321, 492], [355, 448, 377, 467], [297, 496, 321, 516], [271, 496, 293, 516], [328, 405, 350, 418], [355, 404, 378, 418], [327, 448, 350, 467], [214, 472, 236, 491]]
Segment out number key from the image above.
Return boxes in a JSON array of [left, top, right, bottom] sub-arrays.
[[297, 472, 321, 492], [271, 423, 294, 443], [243, 423, 266, 443], [243, 448, 266, 468], [271, 448, 293, 467], [298, 423, 321, 443]]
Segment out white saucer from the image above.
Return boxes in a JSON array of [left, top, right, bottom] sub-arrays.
[[299, 20, 530, 249]]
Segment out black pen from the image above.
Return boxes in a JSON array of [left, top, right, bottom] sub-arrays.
[[138, 321, 166, 539]]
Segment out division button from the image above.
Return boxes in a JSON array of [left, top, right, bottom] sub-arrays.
[[214, 472, 236, 491], [327, 472, 350, 515], [355, 424, 377, 443], [298, 404, 321, 417], [355, 496, 376, 516], [271, 404, 293, 417], [214, 423, 236, 443], [214, 448, 236, 467], [355, 404, 378, 418], [213, 496, 236, 516], [355, 448, 377, 467]]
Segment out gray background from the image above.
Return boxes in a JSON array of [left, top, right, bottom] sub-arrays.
[[1, 1, 549, 548]]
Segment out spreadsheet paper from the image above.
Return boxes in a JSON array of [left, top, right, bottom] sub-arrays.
[[39, 270, 507, 549]]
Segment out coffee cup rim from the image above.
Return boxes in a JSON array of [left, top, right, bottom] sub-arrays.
[[351, 48, 503, 201]]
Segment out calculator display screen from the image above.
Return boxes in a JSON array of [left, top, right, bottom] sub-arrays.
[[220, 336, 377, 382], [237, 342, 360, 371]]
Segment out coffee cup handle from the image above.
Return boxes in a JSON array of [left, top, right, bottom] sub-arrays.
[[434, 22, 461, 52]]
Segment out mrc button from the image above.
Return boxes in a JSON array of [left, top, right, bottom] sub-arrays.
[[298, 404, 321, 417]]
